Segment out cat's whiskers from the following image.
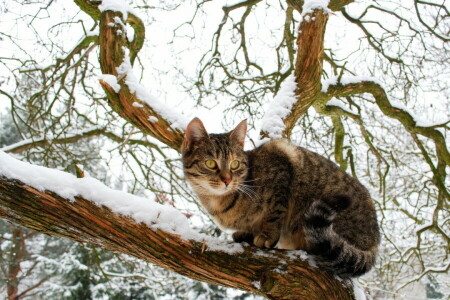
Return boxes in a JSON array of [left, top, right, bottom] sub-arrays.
[[237, 184, 260, 203]]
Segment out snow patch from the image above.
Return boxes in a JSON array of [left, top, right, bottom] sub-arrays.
[[86, 28, 99, 36], [0, 127, 103, 153], [99, 0, 135, 20], [260, 74, 297, 138], [302, 0, 331, 16], [321, 75, 382, 93], [352, 279, 367, 300], [116, 47, 189, 129], [99, 74, 121, 93], [148, 116, 159, 123], [0, 138, 33, 152], [132, 102, 144, 108], [326, 98, 358, 115], [253, 281, 261, 289], [286, 249, 317, 268]]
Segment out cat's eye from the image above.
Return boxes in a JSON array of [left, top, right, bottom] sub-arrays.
[[205, 160, 217, 169], [230, 160, 240, 170]]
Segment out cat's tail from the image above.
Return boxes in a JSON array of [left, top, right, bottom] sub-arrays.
[[304, 195, 377, 278]]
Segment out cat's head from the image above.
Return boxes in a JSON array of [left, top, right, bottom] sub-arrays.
[[181, 118, 248, 196]]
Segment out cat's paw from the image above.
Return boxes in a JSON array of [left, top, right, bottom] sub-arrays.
[[253, 233, 279, 249], [232, 231, 254, 244]]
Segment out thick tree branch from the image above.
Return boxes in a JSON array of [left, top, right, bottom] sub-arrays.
[[283, 10, 329, 137], [72, 1, 182, 149], [98, 11, 185, 151], [0, 173, 357, 300]]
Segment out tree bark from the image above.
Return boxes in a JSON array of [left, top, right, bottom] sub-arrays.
[[0, 176, 357, 299], [7, 227, 25, 300]]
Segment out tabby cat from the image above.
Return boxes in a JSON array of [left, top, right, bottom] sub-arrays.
[[181, 118, 380, 277]]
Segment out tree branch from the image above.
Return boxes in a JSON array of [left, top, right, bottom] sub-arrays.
[[0, 165, 357, 299], [283, 10, 329, 137], [325, 80, 450, 201], [98, 10, 185, 151], [0, 127, 162, 155]]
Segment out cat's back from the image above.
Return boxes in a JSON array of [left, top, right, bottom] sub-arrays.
[[251, 139, 370, 201]]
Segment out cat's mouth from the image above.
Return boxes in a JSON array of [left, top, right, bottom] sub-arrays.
[[208, 181, 236, 194], [188, 177, 237, 196]]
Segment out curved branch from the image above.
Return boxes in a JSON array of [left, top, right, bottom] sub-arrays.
[[0, 154, 357, 299], [72, 2, 178, 149], [325, 80, 450, 200], [98, 11, 185, 151]]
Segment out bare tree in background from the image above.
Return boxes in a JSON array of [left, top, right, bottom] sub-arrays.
[[0, 0, 448, 299]]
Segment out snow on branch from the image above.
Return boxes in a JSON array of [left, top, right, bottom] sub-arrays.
[[301, 0, 332, 16], [0, 151, 239, 253], [260, 74, 297, 138], [0, 151, 358, 299], [321, 75, 382, 93], [0, 127, 105, 154], [115, 47, 188, 129], [97, 9, 185, 150], [99, 0, 136, 20]]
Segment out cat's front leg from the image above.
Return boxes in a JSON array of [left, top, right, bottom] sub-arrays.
[[253, 221, 281, 248], [232, 231, 254, 244]]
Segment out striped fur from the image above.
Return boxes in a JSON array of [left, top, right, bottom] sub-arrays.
[[181, 119, 380, 277], [304, 196, 378, 277]]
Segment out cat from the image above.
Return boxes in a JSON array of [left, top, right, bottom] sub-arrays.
[[181, 118, 380, 277]]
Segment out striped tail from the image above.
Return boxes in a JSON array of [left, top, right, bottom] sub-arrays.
[[304, 195, 377, 278]]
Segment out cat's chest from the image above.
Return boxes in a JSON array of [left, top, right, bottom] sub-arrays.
[[201, 194, 263, 230]]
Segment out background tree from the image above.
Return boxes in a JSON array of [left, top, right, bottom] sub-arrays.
[[0, 0, 448, 299]]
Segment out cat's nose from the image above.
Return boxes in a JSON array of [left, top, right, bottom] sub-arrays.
[[222, 178, 232, 187]]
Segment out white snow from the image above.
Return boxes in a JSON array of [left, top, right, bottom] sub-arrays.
[[352, 279, 367, 300], [253, 281, 261, 289], [113, 16, 126, 28], [0, 138, 33, 152], [126, 23, 135, 43], [99, 0, 135, 21], [86, 28, 99, 36], [116, 47, 189, 129], [415, 118, 449, 127], [321, 75, 382, 93], [326, 98, 358, 115], [285, 249, 318, 268], [301, 0, 331, 16], [99, 74, 121, 93], [260, 74, 297, 138], [0, 151, 243, 254], [148, 116, 159, 123], [132, 102, 144, 108]]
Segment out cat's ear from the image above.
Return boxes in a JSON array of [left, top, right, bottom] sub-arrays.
[[229, 120, 247, 148], [182, 118, 208, 152]]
